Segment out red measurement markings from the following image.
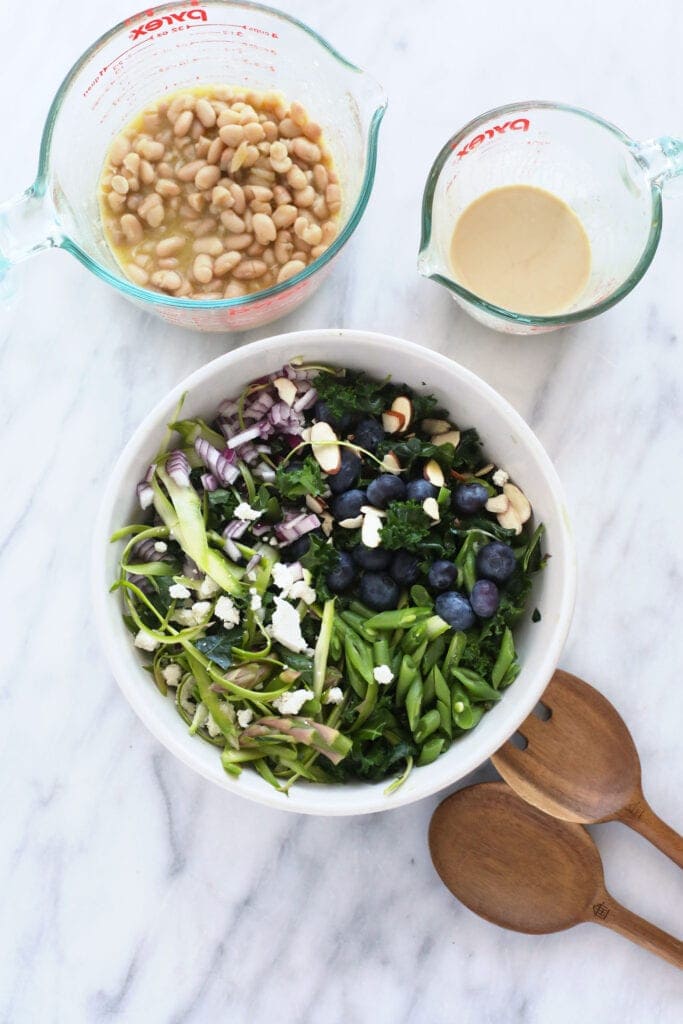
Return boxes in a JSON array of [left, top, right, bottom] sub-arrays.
[[82, 38, 153, 97]]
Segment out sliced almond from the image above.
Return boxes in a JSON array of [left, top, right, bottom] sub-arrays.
[[339, 515, 363, 529], [301, 426, 312, 443], [321, 514, 334, 537], [306, 494, 326, 515], [485, 494, 509, 514], [432, 430, 461, 448], [273, 376, 298, 406], [497, 506, 523, 535], [361, 509, 383, 548], [423, 497, 440, 522], [310, 421, 341, 474], [504, 483, 531, 524], [422, 418, 451, 435], [424, 459, 444, 488], [381, 450, 402, 474], [360, 504, 387, 518], [382, 410, 405, 434], [391, 396, 413, 432], [475, 463, 494, 477]]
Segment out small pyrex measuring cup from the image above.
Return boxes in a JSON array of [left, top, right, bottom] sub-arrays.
[[0, 0, 386, 332], [418, 101, 683, 334]]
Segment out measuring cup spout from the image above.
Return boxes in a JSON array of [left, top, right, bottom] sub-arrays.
[[0, 183, 61, 287], [632, 137, 683, 197]]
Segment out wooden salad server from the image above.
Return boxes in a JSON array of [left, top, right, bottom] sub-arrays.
[[491, 669, 683, 869], [429, 783, 683, 968]]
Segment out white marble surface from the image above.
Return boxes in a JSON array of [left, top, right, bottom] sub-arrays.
[[2, 0, 683, 1020]]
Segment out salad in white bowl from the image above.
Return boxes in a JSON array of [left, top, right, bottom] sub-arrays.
[[93, 331, 575, 815]]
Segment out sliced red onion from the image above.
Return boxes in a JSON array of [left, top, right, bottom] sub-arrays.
[[218, 399, 239, 417], [244, 392, 275, 420], [200, 472, 218, 492], [268, 401, 305, 435], [223, 519, 249, 540], [293, 387, 318, 412], [284, 364, 318, 381], [234, 441, 259, 465], [194, 437, 237, 486], [245, 553, 262, 574], [285, 434, 302, 449], [224, 538, 242, 562], [167, 451, 191, 487], [225, 421, 273, 449], [274, 513, 321, 545], [127, 572, 153, 594], [251, 522, 272, 536], [136, 464, 156, 509], [132, 538, 168, 563]]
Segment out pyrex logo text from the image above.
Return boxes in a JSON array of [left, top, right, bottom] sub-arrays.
[[130, 8, 207, 39], [454, 118, 530, 158]]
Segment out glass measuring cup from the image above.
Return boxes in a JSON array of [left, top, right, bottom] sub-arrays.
[[0, 0, 386, 333], [418, 101, 683, 334]]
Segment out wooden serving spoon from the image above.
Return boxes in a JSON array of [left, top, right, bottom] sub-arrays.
[[429, 783, 683, 968], [491, 669, 683, 869]]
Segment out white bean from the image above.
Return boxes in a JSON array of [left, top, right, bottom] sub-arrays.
[[277, 259, 306, 283], [121, 213, 143, 243]]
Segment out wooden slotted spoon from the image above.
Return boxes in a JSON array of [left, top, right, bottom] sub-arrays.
[[429, 783, 683, 967], [492, 669, 683, 869]]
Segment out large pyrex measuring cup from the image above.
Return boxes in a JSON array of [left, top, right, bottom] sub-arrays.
[[0, 1, 386, 333], [418, 101, 683, 334]]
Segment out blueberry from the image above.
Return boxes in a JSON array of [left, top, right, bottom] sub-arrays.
[[331, 488, 366, 521], [366, 473, 406, 509], [390, 550, 421, 586], [326, 550, 356, 593], [453, 482, 489, 515], [476, 541, 517, 583], [359, 572, 400, 611], [280, 533, 313, 563], [354, 418, 385, 453], [328, 449, 361, 495], [470, 579, 500, 618], [314, 400, 352, 433], [434, 591, 476, 630], [353, 544, 392, 571], [406, 478, 438, 502], [428, 559, 457, 591]]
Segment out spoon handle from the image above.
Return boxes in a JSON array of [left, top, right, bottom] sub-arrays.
[[590, 891, 683, 969], [618, 795, 683, 870]]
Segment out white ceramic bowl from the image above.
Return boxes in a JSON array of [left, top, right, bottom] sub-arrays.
[[92, 330, 576, 815]]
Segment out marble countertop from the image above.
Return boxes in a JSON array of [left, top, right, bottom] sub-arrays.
[[2, 0, 682, 1020]]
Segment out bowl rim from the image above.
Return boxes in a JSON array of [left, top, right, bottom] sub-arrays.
[[91, 328, 576, 815]]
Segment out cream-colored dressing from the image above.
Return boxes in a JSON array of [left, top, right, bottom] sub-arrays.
[[449, 184, 591, 316]]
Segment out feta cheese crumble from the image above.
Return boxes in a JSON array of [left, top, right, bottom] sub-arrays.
[[273, 688, 313, 715], [269, 596, 308, 653], [272, 561, 303, 593], [289, 579, 317, 605], [197, 575, 221, 599], [324, 686, 344, 705], [134, 630, 159, 652], [161, 663, 182, 687], [205, 713, 222, 738], [154, 541, 168, 553], [249, 589, 262, 611], [169, 582, 191, 600], [492, 468, 509, 487], [214, 595, 241, 627], [237, 708, 254, 728], [234, 502, 263, 522], [373, 664, 394, 686], [191, 601, 212, 622]]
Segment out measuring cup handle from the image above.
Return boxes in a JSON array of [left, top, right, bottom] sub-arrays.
[[0, 183, 60, 297], [633, 137, 683, 196]]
